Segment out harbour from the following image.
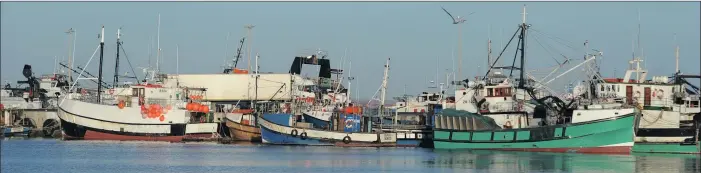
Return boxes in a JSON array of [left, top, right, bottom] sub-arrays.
[[1, 2, 700, 172]]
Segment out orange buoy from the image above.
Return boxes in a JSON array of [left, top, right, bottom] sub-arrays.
[[117, 100, 125, 109], [198, 104, 205, 113], [202, 105, 210, 114], [186, 103, 193, 111], [159, 115, 165, 122], [149, 104, 158, 118], [155, 108, 163, 117], [192, 104, 200, 112]]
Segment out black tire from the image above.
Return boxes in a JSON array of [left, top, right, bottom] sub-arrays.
[[300, 132, 308, 140], [342, 136, 351, 144], [291, 129, 298, 137]]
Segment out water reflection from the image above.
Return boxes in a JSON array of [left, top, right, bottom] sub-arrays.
[[428, 150, 700, 173], [1, 139, 700, 173]]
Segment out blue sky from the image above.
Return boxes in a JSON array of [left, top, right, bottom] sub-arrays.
[[1, 2, 699, 100]]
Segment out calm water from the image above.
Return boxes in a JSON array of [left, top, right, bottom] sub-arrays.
[[2, 138, 700, 173]]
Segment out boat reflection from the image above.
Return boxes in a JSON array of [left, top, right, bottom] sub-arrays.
[[427, 150, 700, 173]]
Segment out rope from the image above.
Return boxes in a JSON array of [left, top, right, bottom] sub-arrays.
[[530, 32, 562, 65], [119, 44, 141, 83], [529, 28, 582, 53]]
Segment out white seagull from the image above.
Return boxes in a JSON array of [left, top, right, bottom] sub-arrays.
[[441, 7, 473, 24]]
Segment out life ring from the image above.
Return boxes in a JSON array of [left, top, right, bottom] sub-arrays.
[[345, 118, 354, 129], [282, 103, 291, 113], [81, 89, 87, 95], [342, 136, 351, 144], [504, 121, 513, 128], [290, 129, 298, 137], [108, 89, 115, 95], [117, 100, 125, 109], [300, 132, 308, 140], [656, 90, 664, 99]]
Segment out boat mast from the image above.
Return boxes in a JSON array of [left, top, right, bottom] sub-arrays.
[[518, 5, 528, 89], [487, 24, 492, 74], [65, 28, 75, 80], [113, 27, 122, 87], [97, 26, 105, 103], [245, 24, 255, 73], [156, 14, 161, 74], [176, 44, 180, 86], [675, 34, 679, 73], [379, 57, 390, 117], [348, 60, 353, 104]]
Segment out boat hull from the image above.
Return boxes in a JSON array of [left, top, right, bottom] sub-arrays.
[[225, 118, 262, 142], [183, 123, 221, 141], [260, 113, 397, 147], [632, 142, 700, 154], [60, 119, 183, 142], [57, 100, 186, 142], [433, 113, 636, 154]]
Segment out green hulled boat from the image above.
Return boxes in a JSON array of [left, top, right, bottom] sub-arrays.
[[632, 142, 700, 154], [433, 5, 637, 154], [433, 108, 637, 154]]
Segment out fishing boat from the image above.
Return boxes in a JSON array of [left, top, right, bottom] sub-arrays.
[[58, 26, 220, 142], [260, 57, 397, 147], [223, 109, 261, 142], [432, 6, 637, 154], [592, 55, 701, 154], [375, 92, 445, 148], [1, 65, 68, 137], [215, 50, 343, 141]]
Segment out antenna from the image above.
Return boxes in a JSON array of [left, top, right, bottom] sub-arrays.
[[156, 13, 161, 74], [65, 28, 75, 80], [675, 33, 679, 73], [71, 29, 77, 79], [637, 9, 644, 69], [522, 4, 527, 24], [488, 24, 492, 72], [177, 44, 180, 76], [148, 36, 152, 68], [245, 24, 255, 73], [224, 32, 230, 67]]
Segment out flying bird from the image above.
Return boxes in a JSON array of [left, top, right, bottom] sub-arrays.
[[441, 7, 473, 24]]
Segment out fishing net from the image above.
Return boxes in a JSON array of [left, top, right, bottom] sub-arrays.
[[438, 109, 502, 130]]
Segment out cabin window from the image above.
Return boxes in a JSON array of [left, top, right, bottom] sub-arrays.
[[490, 88, 511, 97]]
